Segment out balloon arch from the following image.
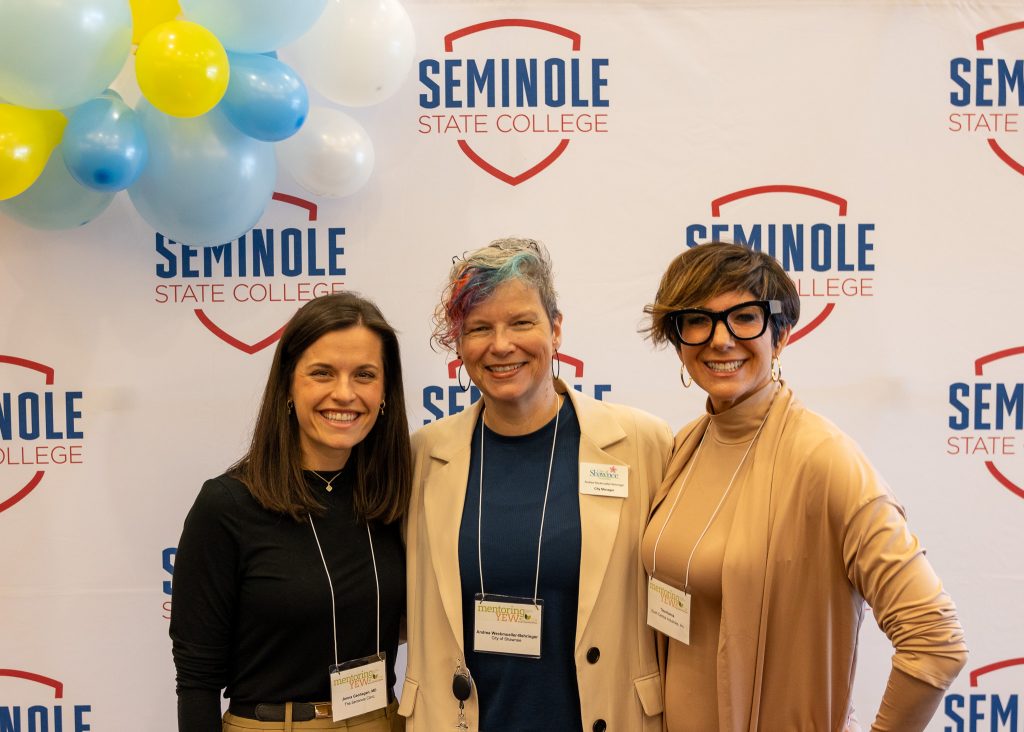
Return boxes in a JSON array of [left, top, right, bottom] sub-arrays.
[[0, 0, 415, 241]]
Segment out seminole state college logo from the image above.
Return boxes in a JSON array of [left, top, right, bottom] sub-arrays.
[[422, 351, 612, 425], [944, 657, 1024, 729], [0, 669, 93, 730], [417, 19, 611, 185], [0, 356, 84, 514], [948, 20, 1024, 176], [685, 185, 878, 344], [150, 193, 348, 355], [946, 345, 1024, 500]]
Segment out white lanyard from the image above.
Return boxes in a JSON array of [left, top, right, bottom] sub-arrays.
[[650, 394, 773, 592], [477, 399, 560, 605], [308, 516, 381, 664]]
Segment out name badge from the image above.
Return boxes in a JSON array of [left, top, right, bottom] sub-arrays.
[[329, 653, 387, 721], [646, 576, 691, 645], [579, 462, 629, 497], [474, 594, 543, 658]]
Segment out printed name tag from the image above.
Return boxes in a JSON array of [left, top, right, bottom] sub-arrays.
[[474, 594, 543, 658], [329, 653, 387, 721], [647, 576, 691, 645], [579, 462, 629, 497]]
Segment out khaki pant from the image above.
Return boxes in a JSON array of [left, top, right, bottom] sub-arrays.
[[223, 701, 403, 732]]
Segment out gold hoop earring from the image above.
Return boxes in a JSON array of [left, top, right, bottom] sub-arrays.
[[379, 400, 386, 415], [771, 356, 781, 383], [680, 365, 692, 388]]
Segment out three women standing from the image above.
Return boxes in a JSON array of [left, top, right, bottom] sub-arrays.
[[172, 241, 965, 732], [171, 293, 410, 732], [401, 238, 672, 731]]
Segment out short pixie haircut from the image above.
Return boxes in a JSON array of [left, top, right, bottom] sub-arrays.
[[644, 242, 800, 348], [432, 237, 560, 351]]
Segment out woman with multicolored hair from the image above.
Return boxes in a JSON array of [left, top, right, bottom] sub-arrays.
[[400, 238, 673, 731]]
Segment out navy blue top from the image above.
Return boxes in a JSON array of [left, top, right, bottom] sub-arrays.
[[458, 397, 584, 732]]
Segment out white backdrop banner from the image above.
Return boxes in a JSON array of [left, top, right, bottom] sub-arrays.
[[2, 1, 1023, 729]]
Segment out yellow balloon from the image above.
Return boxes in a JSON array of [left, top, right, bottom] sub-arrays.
[[0, 106, 66, 201], [130, 0, 182, 45], [135, 20, 229, 118]]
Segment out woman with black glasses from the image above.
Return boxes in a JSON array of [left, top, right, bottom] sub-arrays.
[[640, 242, 966, 731]]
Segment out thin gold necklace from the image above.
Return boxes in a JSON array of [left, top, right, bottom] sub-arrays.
[[310, 469, 343, 492]]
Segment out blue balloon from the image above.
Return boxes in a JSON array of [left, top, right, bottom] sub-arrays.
[[128, 99, 276, 246], [0, 146, 114, 229], [221, 53, 308, 142], [62, 92, 148, 191], [179, 0, 327, 54]]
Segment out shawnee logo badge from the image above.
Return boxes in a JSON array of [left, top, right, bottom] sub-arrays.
[[946, 345, 1024, 500], [151, 193, 347, 355], [685, 185, 878, 344], [948, 20, 1024, 176], [417, 19, 611, 185], [0, 356, 84, 514]]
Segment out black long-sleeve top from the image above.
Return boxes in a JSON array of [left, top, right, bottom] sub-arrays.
[[170, 469, 404, 732]]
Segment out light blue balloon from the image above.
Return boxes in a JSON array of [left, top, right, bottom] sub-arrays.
[[0, 147, 114, 229], [179, 0, 327, 54], [62, 92, 148, 191], [221, 54, 308, 142], [0, 0, 132, 110], [128, 99, 276, 246]]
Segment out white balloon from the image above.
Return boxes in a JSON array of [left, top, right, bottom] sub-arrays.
[[282, 0, 415, 107], [276, 106, 374, 197]]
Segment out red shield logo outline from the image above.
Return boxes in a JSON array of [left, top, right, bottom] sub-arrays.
[[972, 345, 1024, 500], [0, 669, 64, 698], [189, 192, 317, 355], [0, 355, 55, 514], [974, 21, 1024, 176], [444, 19, 583, 186], [970, 657, 1024, 687]]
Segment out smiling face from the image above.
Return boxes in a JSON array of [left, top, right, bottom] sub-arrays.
[[677, 290, 788, 413], [289, 325, 385, 470], [458, 278, 562, 422]]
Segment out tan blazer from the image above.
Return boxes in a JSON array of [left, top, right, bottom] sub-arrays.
[[400, 380, 672, 731], [651, 385, 966, 731]]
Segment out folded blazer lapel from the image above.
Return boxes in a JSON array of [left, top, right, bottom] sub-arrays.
[[422, 404, 481, 652]]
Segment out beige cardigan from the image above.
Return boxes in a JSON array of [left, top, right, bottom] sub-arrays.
[[400, 380, 673, 731], [651, 384, 967, 731]]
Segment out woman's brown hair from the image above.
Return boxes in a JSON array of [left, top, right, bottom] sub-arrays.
[[229, 292, 412, 524], [643, 242, 800, 348]]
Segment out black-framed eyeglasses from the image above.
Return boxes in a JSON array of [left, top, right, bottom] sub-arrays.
[[668, 300, 781, 346]]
